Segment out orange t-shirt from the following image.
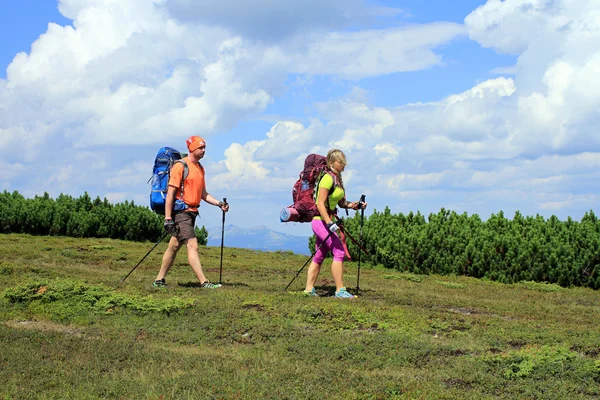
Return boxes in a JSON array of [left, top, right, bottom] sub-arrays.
[[168, 157, 205, 212]]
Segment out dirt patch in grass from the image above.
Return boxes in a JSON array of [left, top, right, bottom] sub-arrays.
[[570, 344, 600, 358], [241, 302, 265, 311], [4, 320, 85, 337], [443, 378, 473, 389], [449, 307, 479, 315], [508, 340, 527, 349], [584, 348, 599, 358]]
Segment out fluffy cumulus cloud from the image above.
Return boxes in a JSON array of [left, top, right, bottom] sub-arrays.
[[379, 0, 600, 217], [1, 2, 275, 150], [206, 97, 398, 196], [2, 0, 599, 229], [0, 0, 463, 202], [466, 0, 600, 155], [218, 0, 600, 219], [209, 120, 325, 193]]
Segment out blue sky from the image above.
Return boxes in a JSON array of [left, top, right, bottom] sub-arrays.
[[0, 2, 71, 76], [1, 0, 599, 238]]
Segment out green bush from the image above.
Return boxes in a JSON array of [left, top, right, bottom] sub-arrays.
[[0, 191, 208, 244], [338, 207, 600, 289]]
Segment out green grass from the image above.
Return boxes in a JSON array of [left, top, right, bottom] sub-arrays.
[[1, 233, 599, 399]]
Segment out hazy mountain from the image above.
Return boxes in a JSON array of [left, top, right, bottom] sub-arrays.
[[206, 224, 310, 255]]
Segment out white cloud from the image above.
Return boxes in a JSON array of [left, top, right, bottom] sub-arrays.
[[0, 0, 461, 162], [466, 0, 600, 156], [0, 0, 278, 153], [210, 142, 280, 193], [256, 121, 320, 159], [372, 77, 521, 164], [162, 0, 406, 41], [318, 100, 396, 155], [138, 38, 273, 141], [48, 165, 74, 187], [539, 196, 595, 211], [106, 161, 149, 189], [208, 120, 327, 193], [104, 191, 132, 204], [378, 172, 446, 191], [464, 0, 577, 55], [469, 152, 600, 188], [291, 23, 465, 79], [374, 143, 400, 164], [0, 161, 27, 187], [2, 0, 600, 232]]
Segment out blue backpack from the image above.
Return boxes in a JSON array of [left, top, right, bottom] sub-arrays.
[[149, 147, 189, 215]]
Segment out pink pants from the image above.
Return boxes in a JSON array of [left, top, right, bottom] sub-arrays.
[[311, 219, 345, 264]]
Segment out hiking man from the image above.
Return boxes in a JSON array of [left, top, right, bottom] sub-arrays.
[[153, 136, 229, 288], [304, 149, 367, 299]]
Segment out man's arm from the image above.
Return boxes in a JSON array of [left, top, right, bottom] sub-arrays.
[[164, 185, 177, 220], [202, 187, 229, 212]]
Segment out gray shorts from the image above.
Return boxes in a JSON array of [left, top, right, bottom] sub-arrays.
[[173, 211, 198, 242]]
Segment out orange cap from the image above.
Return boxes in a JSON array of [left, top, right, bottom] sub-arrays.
[[186, 136, 206, 152]]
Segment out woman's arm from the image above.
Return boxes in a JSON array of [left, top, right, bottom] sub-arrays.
[[338, 198, 359, 210]]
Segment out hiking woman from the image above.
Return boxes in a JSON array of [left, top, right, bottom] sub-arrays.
[[304, 149, 367, 299]]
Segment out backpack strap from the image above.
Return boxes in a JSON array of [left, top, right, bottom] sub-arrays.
[[325, 171, 341, 215], [174, 159, 188, 200]]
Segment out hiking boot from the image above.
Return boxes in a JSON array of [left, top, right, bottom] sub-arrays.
[[200, 281, 222, 289], [153, 278, 167, 288], [334, 287, 356, 299], [303, 288, 318, 297]]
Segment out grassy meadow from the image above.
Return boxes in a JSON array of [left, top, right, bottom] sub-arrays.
[[1, 233, 599, 399]]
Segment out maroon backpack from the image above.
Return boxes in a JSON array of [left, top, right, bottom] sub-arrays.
[[281, 154, 329, 222]]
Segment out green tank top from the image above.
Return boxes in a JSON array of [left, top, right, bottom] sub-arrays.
[[313, 173, 344, 220]]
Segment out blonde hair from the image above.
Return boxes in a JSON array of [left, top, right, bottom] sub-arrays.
[[326, 149, 346, 188]]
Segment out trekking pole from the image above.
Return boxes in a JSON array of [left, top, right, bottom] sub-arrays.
[[334, 217, 369, 255], [219, 198, 227, 284], [357, 194, 366, 292], [284, 231, 334, 291], [119, 231, 169, 285]]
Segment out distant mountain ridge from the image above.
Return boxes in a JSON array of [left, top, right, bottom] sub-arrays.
[[206, 224, 310, 255]]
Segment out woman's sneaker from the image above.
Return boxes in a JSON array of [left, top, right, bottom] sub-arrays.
[[334, 287, 356, 299], [153, 278, 167, 288], [303, 288, 318, 297], [200, 281, 222, 289]]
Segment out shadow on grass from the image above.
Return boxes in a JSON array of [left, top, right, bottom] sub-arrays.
[[314, 285, 371, 297], [219, 282, 250, 288], [177, 281, 250, 288]]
